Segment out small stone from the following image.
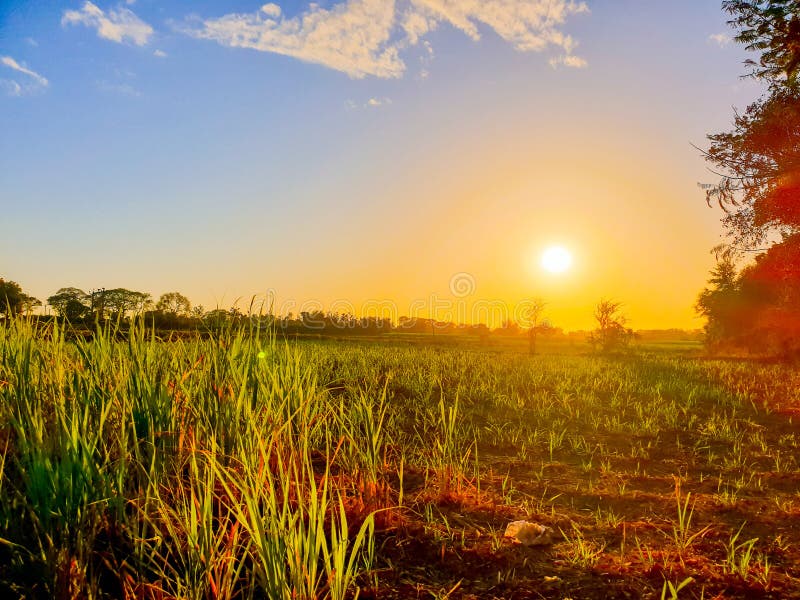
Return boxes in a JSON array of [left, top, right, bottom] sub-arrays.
[[503, 520, 555, 546]]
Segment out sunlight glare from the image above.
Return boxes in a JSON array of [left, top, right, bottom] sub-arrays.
[[541, 246, 572, 274]]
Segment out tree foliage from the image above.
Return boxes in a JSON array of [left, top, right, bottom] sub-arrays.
[[699, 1, 800, 355], [94, 288, 151, 320], [696, 258, 744, 346], [47, 288, 90, 320], [704, 87, 800, 249], [705, 1, 800, 250], [723, 0, 800, 86], [697, 253, 800, 355], [156, 292, 191, 317], [588, 299, 633, 354], [0, 278, 41, 317]]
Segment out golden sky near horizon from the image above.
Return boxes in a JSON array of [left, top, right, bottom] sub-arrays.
[[2, 1, 753, 331]]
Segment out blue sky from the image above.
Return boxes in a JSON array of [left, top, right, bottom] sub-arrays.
[[0, 1, 763, 328]]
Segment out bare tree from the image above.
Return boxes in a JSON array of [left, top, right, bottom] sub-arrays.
[[523, 298, 547, 355]]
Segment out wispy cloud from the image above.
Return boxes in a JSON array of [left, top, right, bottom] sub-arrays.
[[1, 55, 49, 96], [62, 1, 153, 46], [708, 32, 732, 47], [96, 80, 142, 96], [95, 67, 142, 96], [367, 96, 391, 106], [1, 56, 48, 86], [405, 0, 588, 54], [346, 96, 392, 109], [153, 49, 168, 58], [0, 80, 23, 96], [549, 54, 587, 69], [184, 0, 588, 79]]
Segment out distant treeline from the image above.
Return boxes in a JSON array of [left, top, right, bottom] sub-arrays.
[[0, 280, 707, 345]]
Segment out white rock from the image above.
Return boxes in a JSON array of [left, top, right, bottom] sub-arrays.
[[503, 520, 554, 546]]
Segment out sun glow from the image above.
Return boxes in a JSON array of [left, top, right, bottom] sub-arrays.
[[541, 246, 572, 273]]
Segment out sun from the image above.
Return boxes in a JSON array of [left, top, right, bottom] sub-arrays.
[[541, 246, 572, 273]]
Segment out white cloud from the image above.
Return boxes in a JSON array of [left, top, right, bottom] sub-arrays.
[[549, 53, 587, 69], [260, 3, 282, 18], [402, 7, 437, 45], [345, 96, 392, 109], [1, 56, 49, 86], [62, 1, 153, 46], [25, 37, 39, 47], [186, 0, 403, 79], [153, 49, 168, 57], [708, 32, 732, 47], [185, 0, 589, 78], [1, 56, 49, 96], [97, 80, 142, 96], [409, 0, 588, 51]]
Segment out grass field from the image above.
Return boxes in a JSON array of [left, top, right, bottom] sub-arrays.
[[1, 318, 798, 599]]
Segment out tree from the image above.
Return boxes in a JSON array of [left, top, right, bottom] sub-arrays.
[[703, 87, 800, 250], [156, 292, 191, 317], [696, 257, 744, 347], [95, 288, 151, 320], [699, 1, 800, 355], [739, 240, 800, 354], [495, 319, 522, 337], [704, 1, 800, 250], [588, 299, 633, 354], [521, 298, 547, 355], [722, 0, 800, 87], [0, 278, 40, 317], [47, 287, 90, 320], [203, 309, 230, 329], [697, 251, 800, 356]]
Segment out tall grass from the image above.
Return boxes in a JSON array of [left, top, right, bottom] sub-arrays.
[[0, 317, 379, 598], [1, 316, 799, 597]]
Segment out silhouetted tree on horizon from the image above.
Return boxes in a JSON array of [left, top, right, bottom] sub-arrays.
[[696, 257, 743, 349], [92, 288, 151, 321], [523, 298, 547, 355], [156, 292, 192, 317], [48, 287, 90, 320], [0, 278, 40, 317], [588, 299, 633, 354]]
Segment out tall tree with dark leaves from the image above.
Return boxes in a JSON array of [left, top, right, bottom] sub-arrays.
[[0, 279, 41, 317], [706, 2, 800, 250], [700, 1, 800, 355], [723, 0, 800, 86]]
